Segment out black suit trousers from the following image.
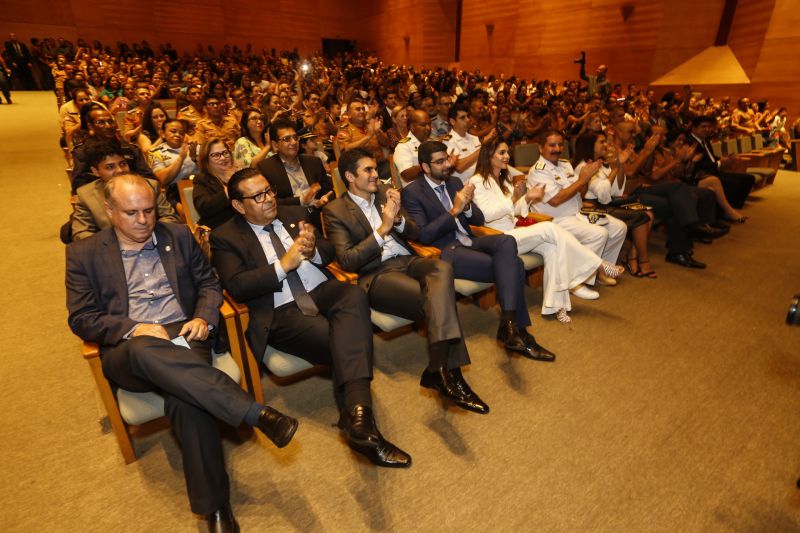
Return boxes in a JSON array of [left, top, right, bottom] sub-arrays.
[[269, 280, 374, 388], [365, 255, 470, 369], [441, 234, 531, 328], [102, 322, 254, 515], [636, 182, 699, 254]]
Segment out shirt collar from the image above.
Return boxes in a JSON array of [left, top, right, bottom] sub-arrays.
[[424, 175, 445, 191], [247, 218, 284, 235], [346, 191, 374, 210]]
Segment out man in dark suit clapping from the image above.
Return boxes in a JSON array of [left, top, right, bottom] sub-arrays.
[[210, 168, 411, 469], [401, 141, 556, 363], [323, 148, 489, 414]]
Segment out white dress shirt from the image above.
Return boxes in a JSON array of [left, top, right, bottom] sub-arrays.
[[248, 219, 327, 308], [346, 191, 409, 262]]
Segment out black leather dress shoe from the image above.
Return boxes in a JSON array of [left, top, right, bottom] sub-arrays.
[[665, 253, 706, 269], [448, 367, 490, 413], [338, 405, 411, 468], [255, 406, 298, 448], [689, 225, 727, 241], [519, 330, 556, 362], [206, 503, 239, 533], [497, 321, 555, 362], [420, 368, 489, 414]]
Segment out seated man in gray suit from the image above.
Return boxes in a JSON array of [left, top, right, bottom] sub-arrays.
[[323, 147, 488, 414], [71, 141, 179, 241], [66, 174, 298, 532]]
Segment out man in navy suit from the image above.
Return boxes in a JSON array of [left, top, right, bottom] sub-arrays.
[[66, 174, 298, 532], [401, 141, 555, 362]]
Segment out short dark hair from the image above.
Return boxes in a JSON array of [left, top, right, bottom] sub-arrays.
[[338, 147, 373, 178], [692, 115, 716, 128], [161, 118, 188, 132], [268, 117, 297, 145], [86, 141, 125, 170], [227, 167, 263, 201], [447, 103, 469, 122], [418, 140, 448, 166]]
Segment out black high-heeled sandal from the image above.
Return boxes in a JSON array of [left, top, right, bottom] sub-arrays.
[[637, 259, 658, 279]]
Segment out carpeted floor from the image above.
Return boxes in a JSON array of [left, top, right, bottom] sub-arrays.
[[2, 91, 800, 532]]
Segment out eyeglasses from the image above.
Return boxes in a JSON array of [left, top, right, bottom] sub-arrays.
[[209, 149, 231, 160], [278, 134, 298, 143], [429, 158, 448, 166], [240, 187, 275, 203]]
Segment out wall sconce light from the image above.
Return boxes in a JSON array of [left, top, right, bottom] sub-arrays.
[[485, 23, 494, 35], [403, 35, 410, 48]]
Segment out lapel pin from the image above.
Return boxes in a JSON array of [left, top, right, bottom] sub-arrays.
[[165, 245, 171, 252], [290, 223, 296, 229]]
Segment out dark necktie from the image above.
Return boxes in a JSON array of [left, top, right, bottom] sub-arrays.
[[263, 224, 319, 316]]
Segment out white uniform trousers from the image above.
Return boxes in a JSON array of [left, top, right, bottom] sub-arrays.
[[551, 214, 626, 285], [507, 221, 602, 315]]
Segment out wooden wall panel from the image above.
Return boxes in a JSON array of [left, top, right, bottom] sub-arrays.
[[728, 0, 775, 77], [0, 0, 361, 56]]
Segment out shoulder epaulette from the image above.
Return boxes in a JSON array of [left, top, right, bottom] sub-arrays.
[[534, 161, 546, 170], [558, 158, 569, 162], [398, 137, 410, 143]]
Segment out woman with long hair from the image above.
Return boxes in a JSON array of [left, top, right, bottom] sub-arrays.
[[470, 137, 614, 324], [572, 132, 657, 278], [137, 102, 168, 153], [233, 107, 271, 169], [193, 138, 237, 228]]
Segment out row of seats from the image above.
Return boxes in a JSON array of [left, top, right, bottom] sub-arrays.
[[87, 173, 549, 462]]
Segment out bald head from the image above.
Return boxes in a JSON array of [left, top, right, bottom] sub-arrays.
[[104, 175, 158, 247], [409, 109, 432, 142]]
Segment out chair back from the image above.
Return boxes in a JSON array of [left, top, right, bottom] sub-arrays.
[[389, 154, 403, 189], [177, 180, 200, 232], [711, 141, 723, 159], [513, 143, 540, 167], [723, 138, 738, 155], [332, 167, 347, 198], [738, 135, 752, 153], [753, 134, 764, 150]]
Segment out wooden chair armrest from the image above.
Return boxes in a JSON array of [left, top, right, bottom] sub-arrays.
[[82, 341, 100, 359], [470, 225, 504, 237], [526, 212, 553, 222], [219, 298, 236, 320], [408, 240, 441, 258], [223, 291, 249, 315], [327, 261, 359, 283]]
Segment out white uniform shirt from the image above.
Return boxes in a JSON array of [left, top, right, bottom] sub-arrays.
[[392, 131, 424, 186], [443, 130, 482, 183], [527, 156, 582, 219], [248, 219, 326, 308]]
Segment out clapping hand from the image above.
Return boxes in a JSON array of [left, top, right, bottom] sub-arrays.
[[451, 183, 474, 215], [312, 191, 334, 209], [578, 160, 602, 183], [300, 182, 322, 206]]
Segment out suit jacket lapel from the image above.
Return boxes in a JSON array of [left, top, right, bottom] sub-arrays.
[[100, 229, 129, 317], [155, 224, 179, 301], [343, 192, 375, 237]]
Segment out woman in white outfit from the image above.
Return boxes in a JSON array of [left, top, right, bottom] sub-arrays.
[[469, 138, 621, 324]]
